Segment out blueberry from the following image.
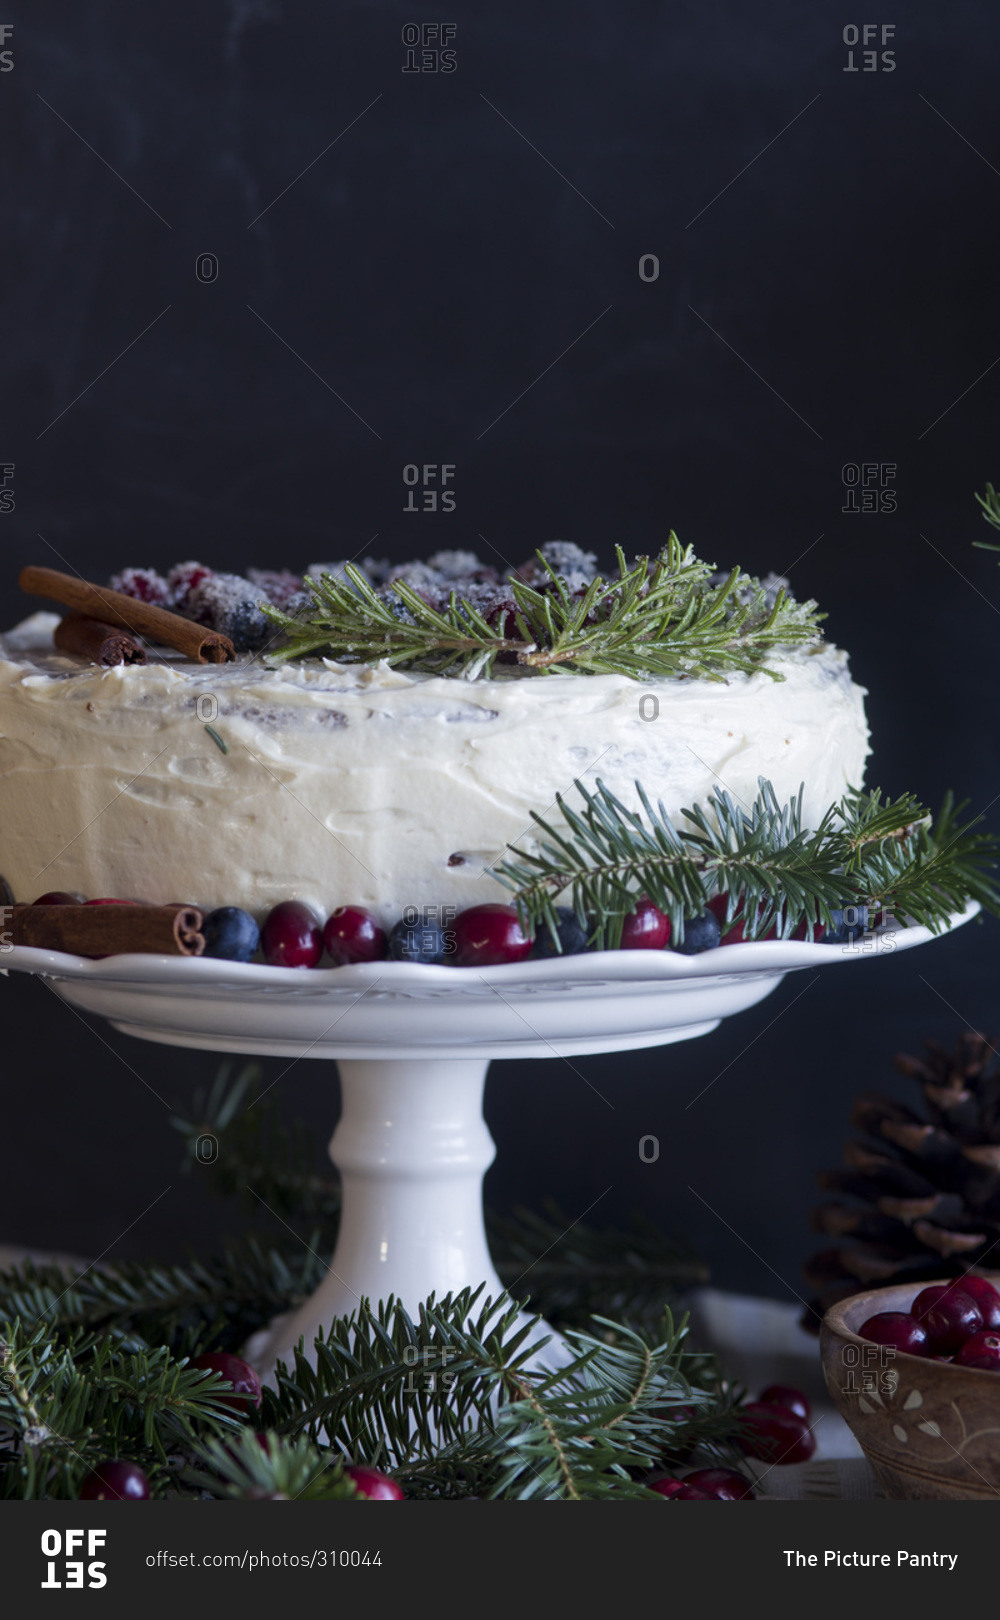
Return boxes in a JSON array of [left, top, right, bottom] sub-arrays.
[[388, 912, 454, 964], [673, 912, 722, 955], [820, 905, 869, 945], [202, 906, 260, 962], [532, 907, 591, 957]]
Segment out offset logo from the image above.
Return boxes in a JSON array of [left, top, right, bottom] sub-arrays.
[[41, 1529, 108, 1590]]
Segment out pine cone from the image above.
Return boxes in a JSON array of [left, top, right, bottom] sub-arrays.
[[802, 1033, 1000, 1328]]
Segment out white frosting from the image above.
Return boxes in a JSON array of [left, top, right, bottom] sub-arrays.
[[0, 612, 870, 920]]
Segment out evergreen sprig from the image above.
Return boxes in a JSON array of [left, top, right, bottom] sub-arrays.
[[974, 480, 1000, 542], [496, 776, 1000, 948], [262, 537, 823, 682]]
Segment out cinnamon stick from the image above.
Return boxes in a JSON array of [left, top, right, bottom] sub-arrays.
[[54, 611, 148, 666], [9, 903, 205, 957], [19, 566, 235, 665]]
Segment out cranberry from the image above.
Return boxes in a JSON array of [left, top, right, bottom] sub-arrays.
[[648, 1476, 685, 1497], [261, 901, 324, 968], [323, 906, 388, 966], [858, 1311, 930, 1356], [738, 1403, 817, 1465], [648, 1476, 714, 1499], [189, 1351, 263, 1411], [758, 1383, 811, 1421], [912, 1285, 983, 1354], [452, 904, 532, 967], [85, 897, 141, 905], [683, 1467, 755, 1500], [953, 1331, 1000, 1371], [955, 1276, 1000, 1332], [79, 1459, 150, 1501], [343, 1464, 404, 1500], [32, 891, 85, 905], [620, 898, 671, 950]]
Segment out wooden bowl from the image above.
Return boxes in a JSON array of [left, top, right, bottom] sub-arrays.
[[821, 1277, 1000, 1499]]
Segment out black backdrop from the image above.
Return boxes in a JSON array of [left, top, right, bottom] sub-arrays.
[[1, 0, 999, 1304]]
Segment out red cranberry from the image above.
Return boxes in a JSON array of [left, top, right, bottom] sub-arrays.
[[261, 901, 324, 968], [955, 1276, 1000, 1332], [912, 1285, 983, 1354], [858, 1311, 930, 1356], [32, 891, 85, 905], [79, 1459, 150, 1501], [452, 904, 532, 967], [84, 897, 141, 905], [738, 1403, 817, 1465], [620, 898, 671, 950], [648, 1476, 714, 1499], [343, 1464, 404, 1500], [683, 1467, 755, 1500], [649, 1476, 685, 1497], [323, 906, 388, 966], [189, 1351, 263, 1411], [953, 1331, 1000, 1371], [758, 1383, 811, 1421]]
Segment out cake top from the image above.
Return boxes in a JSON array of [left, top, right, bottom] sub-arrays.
[[91, 535, 825, 684]]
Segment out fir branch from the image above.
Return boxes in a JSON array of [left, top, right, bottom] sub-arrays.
[[974, 480, 1000, 544], [496, 777, 1000, 948], [261, 537, 824, 682]]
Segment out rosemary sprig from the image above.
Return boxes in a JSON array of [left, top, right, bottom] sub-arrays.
[[495, 777, 1000, 948], [261, 536, 824, 682]]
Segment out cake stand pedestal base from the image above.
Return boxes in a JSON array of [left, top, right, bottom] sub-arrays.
[[245, 1057, 561, 1379]]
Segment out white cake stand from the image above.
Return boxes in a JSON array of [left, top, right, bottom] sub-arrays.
[[1, 906, 977, 1376]]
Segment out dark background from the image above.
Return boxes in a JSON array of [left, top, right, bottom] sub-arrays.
[[0, 0, 998, 1308]]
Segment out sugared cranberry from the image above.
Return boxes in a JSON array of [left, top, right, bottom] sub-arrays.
[[738, 1403, 817, 1465], [758, 1383, 811, 1422], [32, 891, 85, 905], [858, 1312, 930, 1356], [953, 1331, 1000, 1371], [167, 560, 213, 605], [79, 1459, 150, 1501], [323, 906, 388, 966], [261, 901, 324, 968], [189, 1351, 263, 1411], [682, 1467, 755, 1500], [954, 1276, 1000, 1332], [452, 904, 532, 967], [620, 898, 671, 950], [343, 1464, 404, 1500], [912, 1285, 983, 1354], [109, 567, 171, 606]]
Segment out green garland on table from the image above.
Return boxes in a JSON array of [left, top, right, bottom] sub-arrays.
[[495, 777, 1000, 949], [0, 1067, 735, 1500]]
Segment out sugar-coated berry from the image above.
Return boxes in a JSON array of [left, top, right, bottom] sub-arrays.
[[531, 907, 590, 958], [620, 898, 671, 951], [202, 907, 260, 962], [452, 904, 532, 967], [388, 913, 453, 964], [260, 901, 324, 968], [189, 1351, 263, 1411], [186, 573, 271, 651], [682, 1467, 755, 1500], [858, 1311, 930, 1356], [323, 907, 388, 966], [167, 560, 213, 606], [820, 905, 870, 945], [673, 912, 721, 955], [109, 567, 171, 606], [247, 568, 305, 610], [79, 1459, 150, 1500], [912, 1285, 983, 1354], [32, 891, 85, 905], [343, 1464, 404, 1500], [954, 1275, 1000, 1332], [758, 1383, 811, 1422], [738, 1402, 816, 1465], [953, 1331, 1000, 1370]]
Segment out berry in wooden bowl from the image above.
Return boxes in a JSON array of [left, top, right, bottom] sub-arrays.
[[821, 1274, 1000, 1498]]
